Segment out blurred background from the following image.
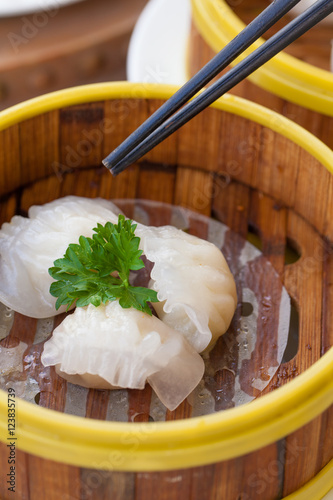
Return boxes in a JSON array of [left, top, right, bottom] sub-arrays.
[[0, 0, 148, 110], [1, 0, 331, 111]]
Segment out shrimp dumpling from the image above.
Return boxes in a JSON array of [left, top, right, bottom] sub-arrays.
[[41, 301, 205, 411], [136, 224, 237, 353], [0, 196, 121, 318]]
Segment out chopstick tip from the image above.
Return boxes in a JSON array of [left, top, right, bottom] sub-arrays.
[[102, 158, 119, 177], [102, 156, 112, 170]]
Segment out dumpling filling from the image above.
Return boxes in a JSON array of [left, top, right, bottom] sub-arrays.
[[41, 301, 205, 411]]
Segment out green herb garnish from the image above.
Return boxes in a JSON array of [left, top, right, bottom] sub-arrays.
[[48, 215, 158, 315]]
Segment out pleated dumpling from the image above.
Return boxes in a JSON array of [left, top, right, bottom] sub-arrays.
[[0, 196, 121, 318], [41, 300, 205, 411], [136, 224, 237, 353]]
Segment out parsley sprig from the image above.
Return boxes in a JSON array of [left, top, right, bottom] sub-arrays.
[[48, 215, 158, 315]]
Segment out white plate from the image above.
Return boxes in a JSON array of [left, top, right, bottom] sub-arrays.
[[0, 0, 85, 17], [127, 0, 191, 85], [128, 0, 332, 84]]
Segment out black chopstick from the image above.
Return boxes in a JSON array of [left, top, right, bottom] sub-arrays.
[[103, 0, 302, 172], [104, 0, 333, 176]]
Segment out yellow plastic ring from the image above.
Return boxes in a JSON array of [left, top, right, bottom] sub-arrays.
[[191, 0, 333, 116], [0, 82, 332, 476]]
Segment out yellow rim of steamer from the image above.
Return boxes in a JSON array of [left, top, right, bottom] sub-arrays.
[[191, 0, 333, 116], [0, 84, 332, 485]]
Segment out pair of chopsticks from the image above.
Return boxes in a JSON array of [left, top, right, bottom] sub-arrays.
[[103, 0, 333, 176]]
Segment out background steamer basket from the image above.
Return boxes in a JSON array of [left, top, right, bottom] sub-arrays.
[[189, 0, 333, 151], [0, 82, 333, 499]]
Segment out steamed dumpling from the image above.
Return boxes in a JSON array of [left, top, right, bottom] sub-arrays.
[[0, 194, 237, 356], [0, 196, 121, 318], [41, 300, 205, 411], [135, 224, 237, 353]]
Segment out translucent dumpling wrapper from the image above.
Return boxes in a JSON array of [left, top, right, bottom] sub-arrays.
[[135, 224, 237, 353], [0, 196, 121, 318], [41, 301, 205, 411]]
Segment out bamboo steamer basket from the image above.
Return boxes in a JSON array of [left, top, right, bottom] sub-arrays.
[[189, 0, 333, 150], [0, 82, 333, 500]]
